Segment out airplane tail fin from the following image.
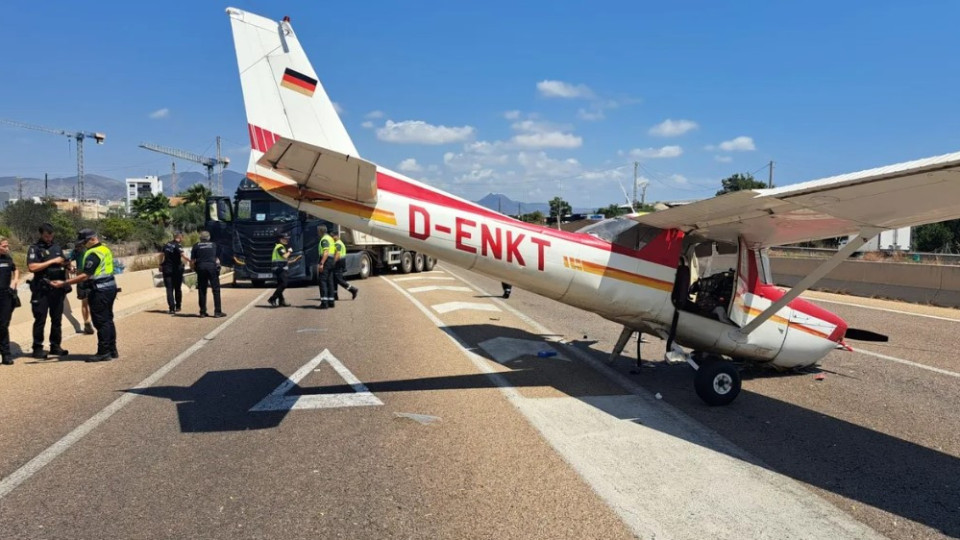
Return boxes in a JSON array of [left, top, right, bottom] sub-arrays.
[[226, 7, 358, 180]]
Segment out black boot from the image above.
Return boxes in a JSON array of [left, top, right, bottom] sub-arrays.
[[1, 356, 13, 366], [49, 346, 69, 357], [32, 347, 46, 359], [350, 287, 358, 300]]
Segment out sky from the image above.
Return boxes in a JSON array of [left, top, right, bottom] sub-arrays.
[[1, 1, 959, 209]]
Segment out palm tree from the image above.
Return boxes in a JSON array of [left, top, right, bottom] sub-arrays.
[[132, 193, 172, 225], [178, 183, 213, 206]]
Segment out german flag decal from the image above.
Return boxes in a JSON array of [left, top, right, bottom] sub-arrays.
[[280, 68, 317, 97]]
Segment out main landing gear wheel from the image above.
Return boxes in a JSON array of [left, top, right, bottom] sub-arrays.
[[694, 361, 742, 406]]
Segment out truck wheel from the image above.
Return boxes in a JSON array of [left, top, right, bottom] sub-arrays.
[[399, 251, 414, 274], [358, 252, 372, 280], [423, 256, 436, 271], [412, 252, 425, 273]]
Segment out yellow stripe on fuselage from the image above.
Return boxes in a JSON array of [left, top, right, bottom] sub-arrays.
[[248, 173, 397, 226]]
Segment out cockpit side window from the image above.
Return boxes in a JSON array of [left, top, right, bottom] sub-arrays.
[[577, 217, 663, 251]]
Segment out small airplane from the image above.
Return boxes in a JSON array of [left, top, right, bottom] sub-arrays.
[[226, 7, 960, 405]]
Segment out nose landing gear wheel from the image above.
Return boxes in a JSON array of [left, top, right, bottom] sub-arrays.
[[694, 361, 742, 406]]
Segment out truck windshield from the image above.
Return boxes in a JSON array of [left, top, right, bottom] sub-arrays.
[[236, 199, 298, 222]]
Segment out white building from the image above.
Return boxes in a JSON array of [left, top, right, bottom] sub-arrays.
[[126, 175, 163, 213]]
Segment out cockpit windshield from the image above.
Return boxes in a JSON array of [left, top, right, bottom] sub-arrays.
[[577, 217, 662, 252], [235, 199, 298, 222]]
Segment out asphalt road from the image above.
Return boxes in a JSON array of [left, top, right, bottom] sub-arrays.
[[0, 267, 956, 539]]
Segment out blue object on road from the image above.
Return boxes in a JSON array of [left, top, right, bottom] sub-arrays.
[[537, 350, 557, 358]]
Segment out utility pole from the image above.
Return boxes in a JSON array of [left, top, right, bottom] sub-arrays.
[[44, 173, 48, 198], [171, 161, 177, 196], [16, 177, 22, 200], [640, 182, 649, 207], [768, 160, 775, 188], [632, 161, 639, 208], [216, 135, 223, 195]]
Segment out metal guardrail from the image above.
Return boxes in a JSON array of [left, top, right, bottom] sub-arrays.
[[772, 246, 960, 265]]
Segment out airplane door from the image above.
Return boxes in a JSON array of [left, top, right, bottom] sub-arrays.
[[727, 237, 787, 359], [727, 237, 753, 327], [205, 196, 234, 264]]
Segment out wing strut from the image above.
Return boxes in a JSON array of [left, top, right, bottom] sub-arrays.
[[738, 228, 881, 336]]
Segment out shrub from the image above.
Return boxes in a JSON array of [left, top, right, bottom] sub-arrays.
[[100, 217, 135, 242], [132, 220, 166, 252]]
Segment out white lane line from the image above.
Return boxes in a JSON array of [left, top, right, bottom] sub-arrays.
[[0, 290, 270, 501], [406, 285, 473, 294], [806, 296, 960, 323], [431, 301, 501, 314], [436, 266, 884, 540], [393, 276, 455, 282], [852, 347, 960, 378]]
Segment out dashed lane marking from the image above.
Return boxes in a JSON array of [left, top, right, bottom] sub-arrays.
[[431, 301, 501, 314], [406, 285, 473, 294], [393, 276, 455, 282]]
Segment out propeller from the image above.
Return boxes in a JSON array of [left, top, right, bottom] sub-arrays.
[[844, 328, 889, 342]]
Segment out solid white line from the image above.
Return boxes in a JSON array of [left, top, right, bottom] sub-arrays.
[[852, 347, 960, 378], [0, 290, 269, 500], [806, 296, 960, 323], [431, 301, 501, 314], [406, 285, 473, 294]]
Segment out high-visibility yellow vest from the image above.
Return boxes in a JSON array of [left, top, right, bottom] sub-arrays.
[[319, 234, 335, 256], [272, 243, 287, 262], [335, 240, 346, 257], [82, 244, 114, 280]]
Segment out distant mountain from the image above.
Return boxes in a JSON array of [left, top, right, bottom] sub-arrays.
[[157, 169, 246, 197], [474, 193, 595, 216], [0, 169, 248, 201]]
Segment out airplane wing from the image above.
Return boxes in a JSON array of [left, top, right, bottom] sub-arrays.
[[257, 137, 378, 203], [632, 150, 960, 247]]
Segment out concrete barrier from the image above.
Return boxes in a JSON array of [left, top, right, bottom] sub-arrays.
[[771, 257, 960, 308]]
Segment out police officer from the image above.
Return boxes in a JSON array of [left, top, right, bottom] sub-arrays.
[[27, 223, 69, 359], [331, 232, 358, 301], [268, 233, 292, 307], [191, 231, 225, 318], [159, 232, 190, 314], [317, 225, 336, 309], [51, 229, 117, 362], [0, 236, 21, 365]]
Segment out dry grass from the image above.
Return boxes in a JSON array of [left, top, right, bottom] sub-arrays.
[[128, 254, 160, 273]]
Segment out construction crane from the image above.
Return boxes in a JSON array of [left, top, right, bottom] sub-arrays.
[[138, 138, 230, 195], [0, 118, 105, 202]]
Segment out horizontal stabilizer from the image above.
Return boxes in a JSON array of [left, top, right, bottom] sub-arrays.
[[257, 138, 377, 203]]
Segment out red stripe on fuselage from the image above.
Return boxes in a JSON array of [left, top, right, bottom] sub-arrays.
[[376, 172, 681, 267]]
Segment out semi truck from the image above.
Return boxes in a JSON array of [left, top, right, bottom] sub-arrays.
[[205, 178, 436, 285]]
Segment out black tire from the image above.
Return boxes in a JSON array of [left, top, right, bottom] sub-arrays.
[[412, 252, 425, 273], [252, 279, 265, 288], [423, 256, 436, 271], [358, 252, 372, 280], [399, 251, 414, 274], [694, 361, 742, 406]]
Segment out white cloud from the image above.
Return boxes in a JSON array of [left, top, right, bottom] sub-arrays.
[[577, 108, 605, 121], [537, 80, 594, 99], [365, 110, 384, 119], [512, 132, 583, 149], [376, 120, 475, 145], [712, 136, 755, 152], [148, 108, 169, 119], [628, 145, 683, 159], [517, 151, 581, 177], [332, 102, 344, 114], [503, 110, 521, 120], [361, 121, 374, 129], [398, 158, 423, 173], [670, 174, 688, 185], [714, 155, 733, 163], [648, 119, 699, 137]]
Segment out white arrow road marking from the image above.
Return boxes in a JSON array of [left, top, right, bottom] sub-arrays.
[[394, 276, 455, 282], [407, 285, 473, 294], [431, 302, 501, 315], [250, 349, 383, 411], [478, 337, 571, 363]]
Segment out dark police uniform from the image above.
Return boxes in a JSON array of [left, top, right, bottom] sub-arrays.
[[191, 240, 223, 316], [82, 242, 118, 360], [28, 239, 68, 355], [160, 240, 186, 312], [0, 253, 17, 364], [318, 233, 335, 308], [333, 239, 357, 300]]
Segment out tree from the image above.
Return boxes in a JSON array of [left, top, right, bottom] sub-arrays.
[[178, 184, 213, 206], [132, 193, 172, 226], [716, 173, 768, 196], [519, 210, 545, 224], [99, 217, 135, 242], [548, 197, 571, 219], [913, 222, 956, 252], [597, 204, 628, 218], [1, 200, 54, 243], [171, 204, 205, 233]]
